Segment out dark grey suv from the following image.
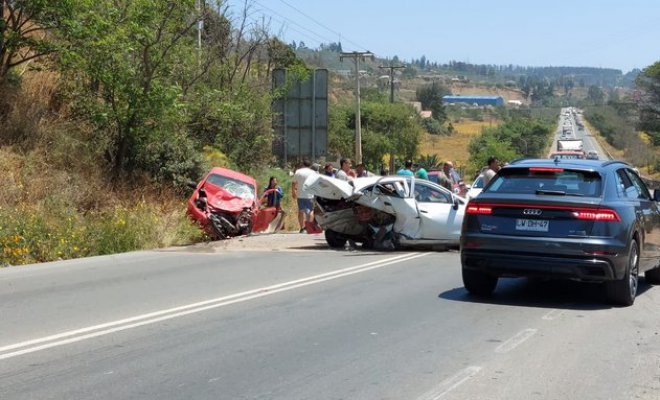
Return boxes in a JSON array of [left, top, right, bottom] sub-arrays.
[[461, 159, 660, 306]]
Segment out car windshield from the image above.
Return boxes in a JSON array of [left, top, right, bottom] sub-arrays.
[[472, 176, 484, 189], [206, 174, 256, 200], [486, 168, 602, 197]]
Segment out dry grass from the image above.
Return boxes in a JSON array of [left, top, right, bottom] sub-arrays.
[[582, 119, 625, 160], [418, 119, 498, 171]]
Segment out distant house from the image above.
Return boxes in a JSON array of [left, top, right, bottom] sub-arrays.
[[442, 95, 504, 107], [507, 100, 523, 107]]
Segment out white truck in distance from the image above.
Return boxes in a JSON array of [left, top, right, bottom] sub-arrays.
[[557, 139, 583, 152]]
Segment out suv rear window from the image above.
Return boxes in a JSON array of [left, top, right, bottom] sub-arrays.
[[486, 168, 602, 197]]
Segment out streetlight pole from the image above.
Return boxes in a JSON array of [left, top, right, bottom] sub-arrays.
[[340, 51, 374, 164]]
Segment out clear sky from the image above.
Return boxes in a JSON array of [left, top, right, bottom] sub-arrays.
[[225, 0, 660, 72]]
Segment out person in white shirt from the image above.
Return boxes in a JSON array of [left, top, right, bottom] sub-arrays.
[[335, 158, 355, 181], [291, 160, 317, 233], [482, 156, 500, 187]]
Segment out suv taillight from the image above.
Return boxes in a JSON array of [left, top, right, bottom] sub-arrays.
[[573, 209, 621, 222], [466, 203, 620, 222], [466, 205, 492, 215]]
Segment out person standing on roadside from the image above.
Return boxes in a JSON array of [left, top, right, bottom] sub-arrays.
[[335, 158, 354, 181], [323, 163, 336, 178], [355, 163, 370, 178], [443, 161, 461, 190], [291, 160, 317, 233], [396, 160, 414, 177], [482, 156, 500, 187], [263, 176, 283, 210]]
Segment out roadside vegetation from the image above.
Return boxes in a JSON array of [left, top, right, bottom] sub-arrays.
[[2, 2, 659, 266], [581, 62, 660, 179]]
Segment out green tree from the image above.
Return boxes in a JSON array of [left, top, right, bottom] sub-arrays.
[[60, 0, 203, 180], [468, 135, 519, 172], [636, 61, 660, 137], [0, 0, 73, 84], [468, 116, 553, 172], [588, 85, 605, 105], [416, 154, 442, 170], [327, 102, 422, 170], [416, 82, 450, 122]]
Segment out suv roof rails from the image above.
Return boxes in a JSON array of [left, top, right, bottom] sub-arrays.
[[602, 160, 629, 167]]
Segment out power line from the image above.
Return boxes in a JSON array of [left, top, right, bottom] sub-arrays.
[[253, 1, 335, 45], [259, 15, 325, 48], [276, 0, 369, 51]]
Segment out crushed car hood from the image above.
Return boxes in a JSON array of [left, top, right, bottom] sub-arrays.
[[304, 175, 385, 205]]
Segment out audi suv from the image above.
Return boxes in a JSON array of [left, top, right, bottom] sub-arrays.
[[461, 159, 660, 306]]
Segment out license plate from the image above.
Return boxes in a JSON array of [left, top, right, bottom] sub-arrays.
[[516, 219, 549, 232]]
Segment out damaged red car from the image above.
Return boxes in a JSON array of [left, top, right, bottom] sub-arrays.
[[187, 168, 280, 240]]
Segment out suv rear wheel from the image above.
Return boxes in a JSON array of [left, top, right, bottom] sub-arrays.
[[462, 266, 498, 296], [606, 239, 639, 306], [645, 264, 660, 284], [325, 229, 347, 249]]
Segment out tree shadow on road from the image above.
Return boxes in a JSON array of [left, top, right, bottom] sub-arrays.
[[438, 277, 654, 310]]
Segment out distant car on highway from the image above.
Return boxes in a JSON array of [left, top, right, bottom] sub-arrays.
[[465, 175, 484, 199], [586, 150, 599, 160], [461, 159, 660, 306], [550, 151, 585, 160]]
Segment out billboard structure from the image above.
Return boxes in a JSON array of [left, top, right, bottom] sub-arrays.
[[272, 69, 328, 162]]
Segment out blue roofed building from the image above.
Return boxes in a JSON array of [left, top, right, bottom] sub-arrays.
[[442, 95, 505, 107]]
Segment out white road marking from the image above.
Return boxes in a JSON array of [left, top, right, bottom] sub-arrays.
[[542, 309, 565, 320], [494, 328, 538, 354], [0, 253, 427, 360], [416, 366, 482, 400]]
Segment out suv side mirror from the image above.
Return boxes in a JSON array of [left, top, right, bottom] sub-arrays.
[[452, 195, 460, 210], [653, 190, 660, 202]]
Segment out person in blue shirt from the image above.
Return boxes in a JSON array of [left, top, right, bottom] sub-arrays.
[[396, 160, 414, 177], [263, 176, 284, 211], [414, 163, 428, 180]]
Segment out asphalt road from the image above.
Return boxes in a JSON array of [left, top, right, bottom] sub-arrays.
[[553, 108, 609, 159], [2, 234, 660, 399]]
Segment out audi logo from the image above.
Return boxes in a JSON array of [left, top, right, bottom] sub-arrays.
[[523, 209, 543, 216]]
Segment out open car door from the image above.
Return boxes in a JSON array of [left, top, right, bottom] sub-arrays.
[[357, 177, 422, 239], [411, 180, 465, 240]]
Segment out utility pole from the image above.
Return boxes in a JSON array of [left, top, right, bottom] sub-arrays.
[[379, 64, 405, 173], [196, 0, 204, 67], [340, 51, 374, 164], [379, 64, 405, 103]]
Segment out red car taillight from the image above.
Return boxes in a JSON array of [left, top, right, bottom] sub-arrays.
[[573, 209, 621, 222], [466, 205, 493, 215]]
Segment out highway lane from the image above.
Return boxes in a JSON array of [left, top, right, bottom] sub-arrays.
[[2, 237, 660, 399], [552, 107, 609, 159]]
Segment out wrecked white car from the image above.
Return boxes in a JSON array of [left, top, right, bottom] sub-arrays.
[[304, 175, 467, 250]]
